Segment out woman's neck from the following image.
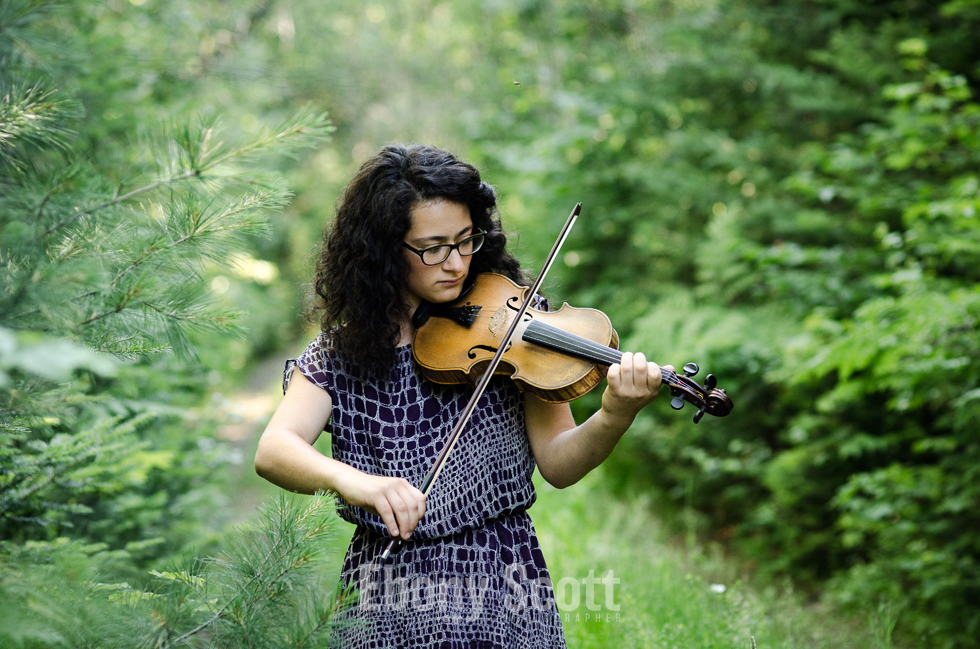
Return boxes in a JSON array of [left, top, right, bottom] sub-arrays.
[[398, 292, 421, 346], [397, 320, 414, 347], [396, 303, 416, 346]]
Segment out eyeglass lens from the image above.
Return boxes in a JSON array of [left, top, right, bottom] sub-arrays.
[[421, 233, 484, 265]]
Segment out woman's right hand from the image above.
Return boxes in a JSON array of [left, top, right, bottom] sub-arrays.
[[335, 471, 427, 540]]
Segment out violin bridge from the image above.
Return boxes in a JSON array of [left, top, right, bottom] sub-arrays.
[[488, 307, 508, 337]]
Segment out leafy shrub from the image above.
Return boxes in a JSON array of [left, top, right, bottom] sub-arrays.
[[460, 2, 980, 645]]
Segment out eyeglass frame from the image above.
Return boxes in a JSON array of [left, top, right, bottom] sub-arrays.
[[402, 230, 487, 266]]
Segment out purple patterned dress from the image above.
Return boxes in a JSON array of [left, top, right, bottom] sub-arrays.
[[284, 335, 567, 648]]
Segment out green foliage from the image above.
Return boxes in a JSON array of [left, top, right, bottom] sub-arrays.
[[1, 5, 340, 639], [533, 472, 896, 649], [387, 1, 979, 645], [4, 0, 979, 645], [3, 104, 328, 357], [769, 51, 980, 644], [0, 84, 81, 169], [1, 0, 331, 564], [0, 405, 152, 532], [547, 18, 980, 646], [0, 494, 347, 649], [189, 0, 976, 643]]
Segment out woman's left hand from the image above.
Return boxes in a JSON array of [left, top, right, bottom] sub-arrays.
[[601, 352, 672, 422]]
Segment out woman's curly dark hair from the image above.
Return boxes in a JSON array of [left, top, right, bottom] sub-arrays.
[[313, 144, 529, 379]]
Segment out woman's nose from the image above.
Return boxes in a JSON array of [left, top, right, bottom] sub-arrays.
[[442, 248, 465, 271]]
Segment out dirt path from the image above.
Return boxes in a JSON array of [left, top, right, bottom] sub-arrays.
[[213, 354, 290, 523]]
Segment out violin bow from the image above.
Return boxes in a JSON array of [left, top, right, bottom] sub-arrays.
[[379, 202, 582, 560]]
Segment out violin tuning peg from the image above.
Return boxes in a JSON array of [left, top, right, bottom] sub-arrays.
[[704, 374, 717, 390], [693, 407, 706, 424], [683, 362, 699, 378], [670, 396, 685, 410]]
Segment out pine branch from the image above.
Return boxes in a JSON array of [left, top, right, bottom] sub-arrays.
[[31, 169, 202, 242], [161, 494, 338, 648], [290, 588, 354, 649], [201, 105, 333, 169], [31, 107, 327, 242], [0, 83, 81, 168], [87, 334, 170, 359], [0, 0, 67, 70], [5, 96, 330, 358], [77, 301, 131, 327], [0, 413, 154, 524], [103, 191, 280, 292]]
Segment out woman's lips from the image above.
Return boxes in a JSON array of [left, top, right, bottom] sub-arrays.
[[438, 277, 463, 287]]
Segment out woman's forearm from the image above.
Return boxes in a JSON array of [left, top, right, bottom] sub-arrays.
[[254, 426, 428, 539], [528, 352, 668, 489], [254, 428, 358, 495], [533, 406, 635, 489]]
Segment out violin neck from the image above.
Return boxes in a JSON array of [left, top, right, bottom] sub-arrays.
[[522, 319, 621, 365], [522, 320, 677, 383]]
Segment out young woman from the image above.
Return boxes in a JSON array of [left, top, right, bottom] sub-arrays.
[[254, 144, 667, 648]]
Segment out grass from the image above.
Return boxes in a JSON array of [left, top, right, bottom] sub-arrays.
[[531, 472, 894, 649], [529, 470, 896, 649], [229, 462, 895, 648]]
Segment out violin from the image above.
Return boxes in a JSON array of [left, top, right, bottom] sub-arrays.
[[411, 272, 734, 423]]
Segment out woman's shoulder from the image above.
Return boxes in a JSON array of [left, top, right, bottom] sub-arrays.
[[290, 331, 415, 392], [283, 332, 337, 394]]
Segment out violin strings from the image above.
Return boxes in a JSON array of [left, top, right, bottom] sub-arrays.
[[428, 311, 622, 365], [523, 321, 624, 365], [426, 309, 681, 387], [523, 321, 681, 387]]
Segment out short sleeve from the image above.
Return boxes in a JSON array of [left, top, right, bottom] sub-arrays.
[[282, 334, 334, 396], [282, 359, 298, 394]]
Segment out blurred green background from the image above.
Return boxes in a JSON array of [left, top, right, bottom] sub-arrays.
[[3, 0, 980, 646]]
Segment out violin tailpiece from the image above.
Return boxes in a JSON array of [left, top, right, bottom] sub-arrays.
[[430, 304, 482, 325], [411, 302, 483, 328]]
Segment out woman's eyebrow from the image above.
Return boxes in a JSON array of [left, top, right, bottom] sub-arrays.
[[412, 225, 474, 246]]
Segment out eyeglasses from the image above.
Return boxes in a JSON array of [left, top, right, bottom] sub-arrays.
[[402, 230, 486, 266]]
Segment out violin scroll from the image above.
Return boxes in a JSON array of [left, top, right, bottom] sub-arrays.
[[704, 389, 735, 418], [664, 361, 734, 423]]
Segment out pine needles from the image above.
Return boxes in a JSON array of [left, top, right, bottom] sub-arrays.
[[0, 3, 346, 647], [136, 494, 348, 649], [1, 494, 350, 649], [2, 101, 331, 357], [0, 0, 334, 548]]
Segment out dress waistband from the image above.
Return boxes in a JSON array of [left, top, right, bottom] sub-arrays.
[[357, 505, 531, 547]]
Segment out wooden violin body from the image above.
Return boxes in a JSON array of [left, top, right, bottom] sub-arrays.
[[412, 273, 734, 421], [413, 273, 619, 403]]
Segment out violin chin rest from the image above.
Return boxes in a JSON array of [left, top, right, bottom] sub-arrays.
[[412, 301, 432, 329]]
